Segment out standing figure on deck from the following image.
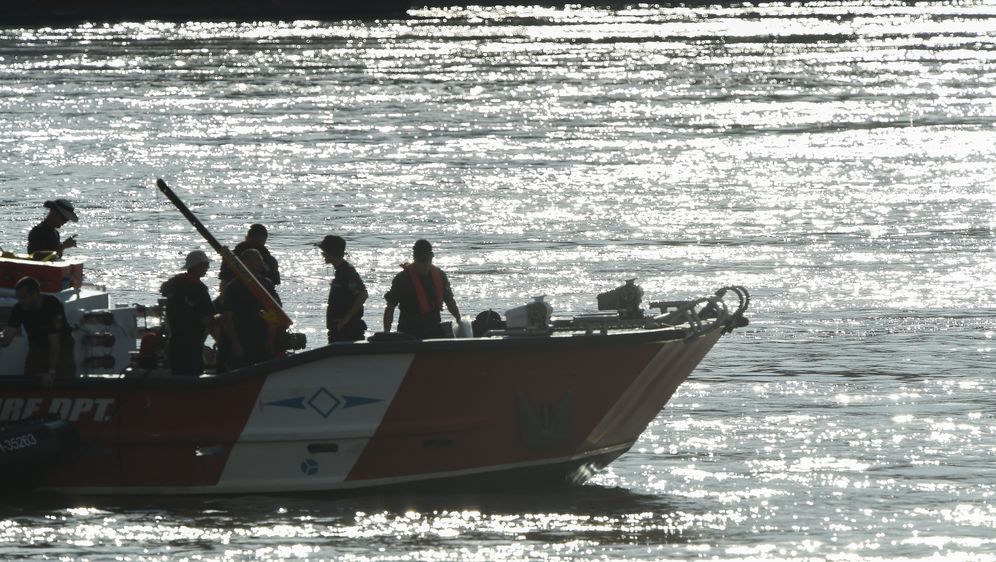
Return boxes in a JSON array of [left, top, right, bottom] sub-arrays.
[[219, 223, 280, 286], [317, 235, 368, 343], [27, 198, 79, 259], [159, 250, 215, 377], [0, 276, 76, 386], [219, 248, 281, 369], [383, 239, 461, 339]]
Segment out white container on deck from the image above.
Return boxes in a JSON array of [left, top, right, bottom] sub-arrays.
[[454, 316, 474, 338], [505, 295, 553, 330]]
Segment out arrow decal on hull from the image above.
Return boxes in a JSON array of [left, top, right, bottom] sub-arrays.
[[343, 395, 383, 409], [264, 397, 306, 409]]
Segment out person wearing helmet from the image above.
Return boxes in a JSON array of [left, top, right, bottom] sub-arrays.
[[159, 250, 215, 376]]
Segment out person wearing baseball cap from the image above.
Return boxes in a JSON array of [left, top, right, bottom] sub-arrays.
[[28, 198, 79, 259], [159, 250, 215, 376], [317, 235, 368, 343]]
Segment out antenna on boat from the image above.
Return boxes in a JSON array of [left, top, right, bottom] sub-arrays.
[[155, 178, 292, 330]]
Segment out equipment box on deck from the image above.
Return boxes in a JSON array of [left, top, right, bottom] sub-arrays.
[[0, 258, 83, 292]]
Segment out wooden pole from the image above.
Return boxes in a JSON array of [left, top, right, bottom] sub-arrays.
[[156, 178, 292, 330]]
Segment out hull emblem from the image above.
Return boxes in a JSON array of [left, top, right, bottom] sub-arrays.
[[516, 390, 572, 449], [263, 388, 383, 418], [300, 458, 319, 475]]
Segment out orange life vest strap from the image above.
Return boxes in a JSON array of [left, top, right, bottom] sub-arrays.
[[405, 264, 444, 315]]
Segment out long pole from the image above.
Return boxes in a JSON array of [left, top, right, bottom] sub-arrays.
[[156, 178, 292, 330]]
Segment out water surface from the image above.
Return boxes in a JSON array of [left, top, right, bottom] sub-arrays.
[[1, 2, 996, 560]]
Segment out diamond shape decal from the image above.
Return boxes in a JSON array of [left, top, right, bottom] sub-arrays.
[[308, 388, 341, 418]]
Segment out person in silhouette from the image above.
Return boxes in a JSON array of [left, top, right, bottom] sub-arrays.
[[159, 250, 215, 376], [383, 239, 460, 339], [28, 198, 79, 259], [219, 223, 280, 286], [318, 235, 368, 343], [0, 276, 76, 386], [219, 248, 281, 368]]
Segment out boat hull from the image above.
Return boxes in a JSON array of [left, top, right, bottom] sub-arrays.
[[0, 327, 722, 495]]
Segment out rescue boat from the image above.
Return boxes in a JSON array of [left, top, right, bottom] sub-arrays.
[[0, 257, 748, 494], [0, 180, 749, 495]]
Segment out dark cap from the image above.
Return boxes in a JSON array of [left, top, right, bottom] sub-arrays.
[[15, 276, 41, 293], [317, 235, 346, 257], [43, 198, 78, 222], [413, 239, 433, 260]]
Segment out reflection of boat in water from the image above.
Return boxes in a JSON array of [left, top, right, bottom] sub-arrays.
[[0, 252, 749, 494], [0, 0, 410, 25]]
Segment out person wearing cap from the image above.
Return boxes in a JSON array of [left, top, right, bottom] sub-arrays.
[[317, 235, 368, 343], [27, 198, 79, 259], [0, 276, 76, 386], [383, 239, 461, 340], [219, 223, 280, 287], [159, 250, 215, 376], [219, 248, 282, 368]]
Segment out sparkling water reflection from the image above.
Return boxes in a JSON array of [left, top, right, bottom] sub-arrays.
[[2, 2, 996, 560]]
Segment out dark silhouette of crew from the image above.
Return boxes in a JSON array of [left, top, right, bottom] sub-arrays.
[[219, 223, 280, 286], [0, 276, 76, 386], [383, 239, 460, 339], [219, 248, 281, 368], [159, 250, 215, 376], [28, 198, 78, 259], [318, 235, 368, 343]]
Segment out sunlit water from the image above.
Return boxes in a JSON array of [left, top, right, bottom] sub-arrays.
[[1, 2, 996, 560]]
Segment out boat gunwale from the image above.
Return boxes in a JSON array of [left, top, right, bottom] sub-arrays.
[[0, 325, 701, 390]]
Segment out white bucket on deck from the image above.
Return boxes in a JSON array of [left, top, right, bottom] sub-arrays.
[[454, 316, 474, 338], [505, 296, 552, 329]]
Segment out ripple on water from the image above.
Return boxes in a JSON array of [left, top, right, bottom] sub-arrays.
[[2, 2, 996, 560]]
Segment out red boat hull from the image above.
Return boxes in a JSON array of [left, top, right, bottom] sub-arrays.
[[0, 327, 723, 495]]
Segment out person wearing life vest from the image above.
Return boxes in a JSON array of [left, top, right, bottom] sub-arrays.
[[219, 248, 282, 368], [383, 239, 460, 339]]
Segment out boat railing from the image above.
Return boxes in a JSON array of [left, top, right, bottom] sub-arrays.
[[540, 286, 750, 338], [650, 285, 750, 336]]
